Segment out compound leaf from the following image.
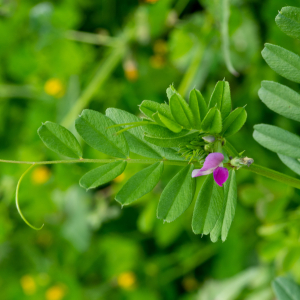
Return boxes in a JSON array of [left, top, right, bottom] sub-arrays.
[[38, 121, 82, 158]]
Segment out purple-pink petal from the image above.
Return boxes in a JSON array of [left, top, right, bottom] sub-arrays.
[[202, 152, 224, 170], [213, 167, 229, 187], [192, 168, 214, 178]]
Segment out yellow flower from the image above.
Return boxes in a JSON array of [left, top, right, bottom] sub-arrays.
[[117, 272, 136, 290], [46, 284, 66, 300], [114, 173, 125, 183], [31, 166, 51, 184], [20, 275, 36, 295], [145, 0, 159, 3], [153, 39, 168, 55], [150, 55, 165, 69], [44, 78, 65, 97], [123, 60, 138, 82]]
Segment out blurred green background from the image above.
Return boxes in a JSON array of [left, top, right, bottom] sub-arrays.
[[1, 0, 300, 299]]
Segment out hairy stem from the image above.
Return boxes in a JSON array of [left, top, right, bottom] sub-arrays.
[[225, 140, 300, 190], [0, 158, 203, 167]]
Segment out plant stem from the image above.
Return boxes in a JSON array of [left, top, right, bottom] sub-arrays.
[[0, 158, 202, 167], [65, 30, 120, 47], [60, 45, 126, 128], [225, 140, 300, 190]]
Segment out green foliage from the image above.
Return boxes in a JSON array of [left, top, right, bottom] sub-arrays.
[[278, 154, 300, 176], [79, 161, 127, 190], [253, 124, 300, 158], [276, 6, 300, 40], [222, 107, 247, 137], [210, 170, 237, 242], [262, 44, 300, 83], [75, 109, 129, 158], [157, 164, 195, 222], [38, 121, 82, 158], [189, 88, 208, 129], [116, 162, 163, 205], [258, 81, 300, 122], [201, 107, 222, 133], [208, 81, 232, 119], [272, 277, 300, 300], [192, 174, 224, 236]]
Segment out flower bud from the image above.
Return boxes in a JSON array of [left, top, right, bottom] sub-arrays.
[[230, 156, 254, 168], [202, 135, 215, 143]]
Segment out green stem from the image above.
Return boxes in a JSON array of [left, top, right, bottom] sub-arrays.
[[225, 141, 300, 190], [61, 45, 126, 128], [65, 30, 120, 47], [0, 158, 203, 167]]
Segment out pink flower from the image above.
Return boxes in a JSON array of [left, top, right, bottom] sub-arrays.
[[192, 152, 229, 187]]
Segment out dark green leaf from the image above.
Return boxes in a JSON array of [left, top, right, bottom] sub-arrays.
[[276, 6, 300, 40], [201, 107, 222, 133], [169, 93, 195, 129], [192, 174, 224, 235], [38, 121, 82, 158], [210, 170, 237, 242], [222, 107, 247, 137], [115, 162, 164, 205], [259, 81, 300, 122], [157, 164, 195, 222], [253, 124, 300, 158], [278, 154, 300, 176], [262, 44, 300, 83], [79, 161, 127, 190], [75, 109, 129, 158], [272, 277, 300, 300], [189, 88, 208, 130], [144, 131, 199, 147], [208, 81, 232, 119]]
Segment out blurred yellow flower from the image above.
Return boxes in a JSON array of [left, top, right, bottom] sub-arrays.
[[44, 78, 65, 97], [114, 173, 125, 183], [153, 39, 168, 55], [20, 275, 36, 295], [150, 55, 165, 69], [46, 284, 66, 300], [145, 0, 159, 3], [31, 166, 51, 184], [117, 272, 136, 290], [123, 60, 138, 82], [182, 276, 198, 291]]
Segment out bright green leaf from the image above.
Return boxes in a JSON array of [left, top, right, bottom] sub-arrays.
[[115, 162, 164, 205], [169, 93, 195, 129], [259, 81, 300, 122], [157, 164, 195, 222], [222, 107, 247, 137], [192, 174, 224, 235], [210, 170, 237, 242], [262, 44, 300, 83], [276, 6, 300, 40], [142, 124, 188, 138], [272, 277, 300, 300], [278, 154, 300, 176], [139, 100, 161, 120], [152, 112, 166, 127], [106, 108, 162, 159], [144, 131, 199, 147], [75, 109, 129, 158], [79, 161, 127, 190], [253, 124, 300, 158], [208, 81, 232, 119], [201, 107, 222, 133], [38, 121, 82, 158], [189, 88, 208, 130]]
